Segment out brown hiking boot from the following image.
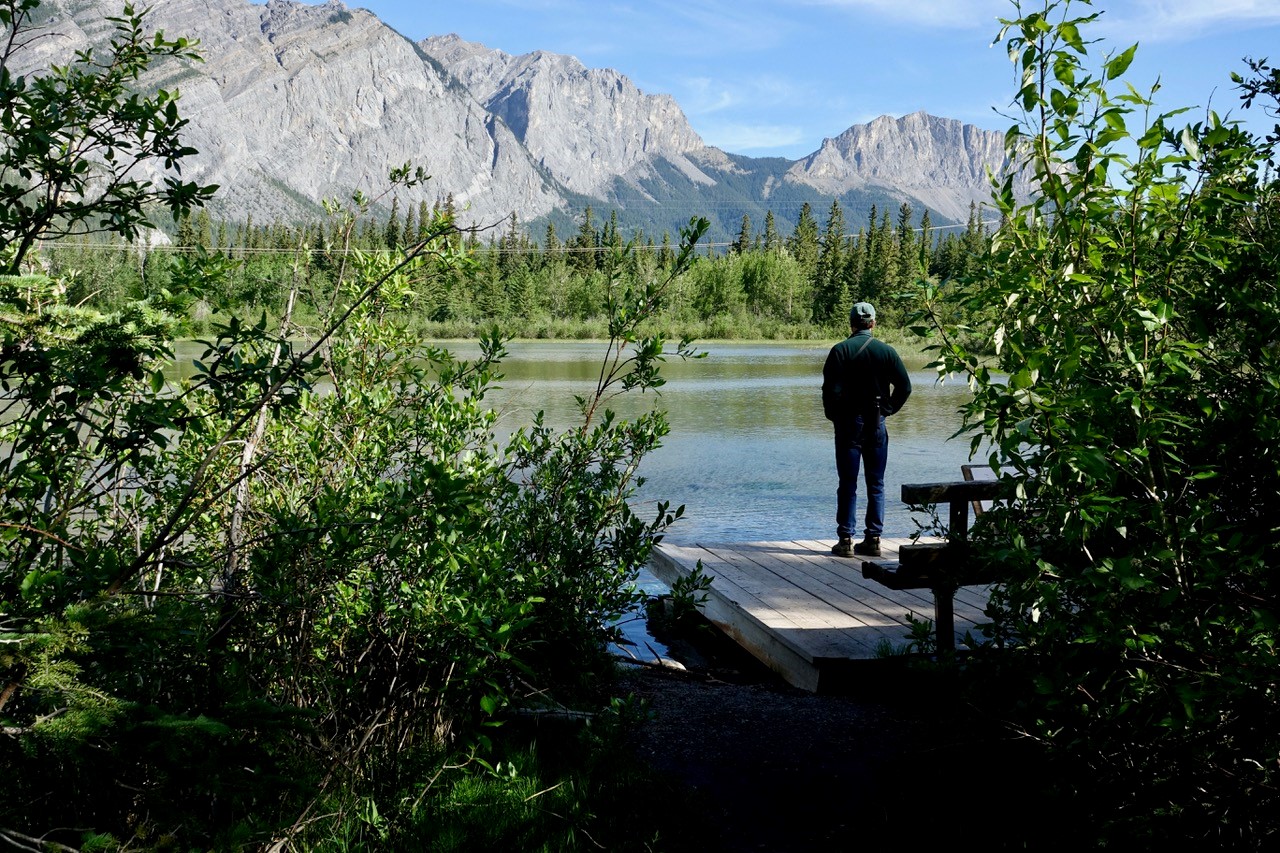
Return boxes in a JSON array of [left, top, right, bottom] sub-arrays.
[[831, 537, 855, 558], [853, 536, 881, 557]]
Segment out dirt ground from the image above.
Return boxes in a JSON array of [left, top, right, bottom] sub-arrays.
[[615, 628, 1073, 853]]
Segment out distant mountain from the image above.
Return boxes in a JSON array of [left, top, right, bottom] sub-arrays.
[[23, 0, 1029, 240]]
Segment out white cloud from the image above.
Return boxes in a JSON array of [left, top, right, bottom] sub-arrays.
[[679, 74, 808, 117], [790, 0, 1006, 29], [681, 78, 742, 114], [1101, 0, 1280, 41]]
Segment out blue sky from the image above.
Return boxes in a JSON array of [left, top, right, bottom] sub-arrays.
[[348, 0, 1280, 159]]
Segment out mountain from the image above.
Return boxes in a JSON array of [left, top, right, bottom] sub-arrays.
[[20, 0, 1028, 239]]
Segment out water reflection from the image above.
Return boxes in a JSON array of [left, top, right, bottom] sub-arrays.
[[488, 341, 979, 544]]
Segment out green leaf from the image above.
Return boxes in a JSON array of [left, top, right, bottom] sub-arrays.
[[1180, 126, 1200, 161], [1104, 45, 1137, 80]]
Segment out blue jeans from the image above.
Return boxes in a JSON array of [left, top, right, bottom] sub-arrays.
[[835, 417, 888, 539]]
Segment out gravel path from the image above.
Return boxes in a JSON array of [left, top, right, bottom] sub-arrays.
[[615, 633, 1066, 852]]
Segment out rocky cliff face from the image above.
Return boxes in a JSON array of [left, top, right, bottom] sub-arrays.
[[20, 0, 1023, 234], [26, 0, 566, 225], [419, 34, 727, 199], [786, 111, 1026, 223]]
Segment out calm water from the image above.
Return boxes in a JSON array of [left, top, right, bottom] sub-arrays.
[[471, 340, 978, 545]]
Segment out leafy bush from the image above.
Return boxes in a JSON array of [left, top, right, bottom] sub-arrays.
[[0, 2, 713, 845], [914, 1, 1280, 845]]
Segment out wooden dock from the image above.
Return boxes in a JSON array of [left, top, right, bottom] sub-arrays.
[[649, 538, 994, 693]]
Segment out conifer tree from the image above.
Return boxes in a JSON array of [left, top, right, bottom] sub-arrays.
[[787, 202, 820, 286], [812, 199, 847, 324], [604, 209, 623, 251], [570, 205, 598, 274], [544, 221, 561, 259], [659, 231, 674, 269], [918, 209, 932, 274], [443, 194, 460, 250], [384, 197, 401, 249], [895, 202, 917, 285], [401, 203, 417, 247], [762, 210, 781, 252], [193, 209, 213, 249], [175, 214, 196, 249], [961, 201, 988, 261], [733, 214, 752, 254], [416, 200, 432, 242]]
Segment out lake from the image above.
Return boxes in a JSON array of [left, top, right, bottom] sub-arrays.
[[468, 340, 979, 545]]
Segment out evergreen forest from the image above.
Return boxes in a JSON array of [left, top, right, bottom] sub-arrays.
[[39, 197, 993, 342]]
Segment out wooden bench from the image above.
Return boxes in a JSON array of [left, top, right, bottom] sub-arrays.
[[861, 477, 1011, 653]]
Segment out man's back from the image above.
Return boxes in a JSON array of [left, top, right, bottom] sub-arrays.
[[822, 331, 911, 424]]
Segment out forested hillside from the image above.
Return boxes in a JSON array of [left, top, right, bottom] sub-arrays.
[[41, 199, 993, 339]]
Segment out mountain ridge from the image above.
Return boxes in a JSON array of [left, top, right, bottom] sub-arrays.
[[22, 0, 1027, 239]]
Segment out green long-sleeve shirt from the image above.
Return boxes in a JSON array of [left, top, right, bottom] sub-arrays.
[[821, 330, 912, 424]]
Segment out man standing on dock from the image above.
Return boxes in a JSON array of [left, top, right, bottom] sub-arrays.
[[822, 302, 912, 558]]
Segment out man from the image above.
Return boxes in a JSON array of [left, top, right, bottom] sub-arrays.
[[822, 302, 912, 558]]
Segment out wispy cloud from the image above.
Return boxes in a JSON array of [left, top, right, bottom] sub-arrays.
[[681, 78, 742, 114], [679, 73, 803, 116], [789, 0, 1005, 29], [1100, 0, 1280, 42]]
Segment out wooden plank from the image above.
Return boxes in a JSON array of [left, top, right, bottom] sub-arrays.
[[769, 539, 940, 619], [650, 546, 823, 691], [789, 537, 938, 609], [901, 480, 1011, 505], [699, 542, 909, 654], [787, 538, 938, 611], [650, 540, 1000, 689], [770, 539, 993, 647], [675, 545, 871, 638], [650, 544, 873, 690], [746, 538, 986, 654], [653, 544, 845, 642]]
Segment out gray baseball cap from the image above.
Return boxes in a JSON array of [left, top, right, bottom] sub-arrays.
[[850, 302, 876, 322]]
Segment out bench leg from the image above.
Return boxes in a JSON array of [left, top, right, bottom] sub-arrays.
[[933, 584, 955, 654]]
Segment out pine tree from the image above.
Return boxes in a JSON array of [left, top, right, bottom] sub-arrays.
[[401, 203, 417, 247], [175, 214, 196, 249], [812, 199, 847, 324], [961, 201, 987, 262], [918, 209, 932, 274], [787, 202, 820, 286], [733, 214, 752, 255], [193, 209, 213, 249], [417, 200, 432, 241], [762, 210, 780, 252], [659, 231, 674, 269], [443, 194, 460, 250], [604, 209, 623, 250], [544, 221, 561, 259], [895, 202, 917, 286], [570, 205, 598, 274], [384, 197, 401, 249]]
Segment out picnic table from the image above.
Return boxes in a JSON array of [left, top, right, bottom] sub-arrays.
[[860, 466, 1012, 653]]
